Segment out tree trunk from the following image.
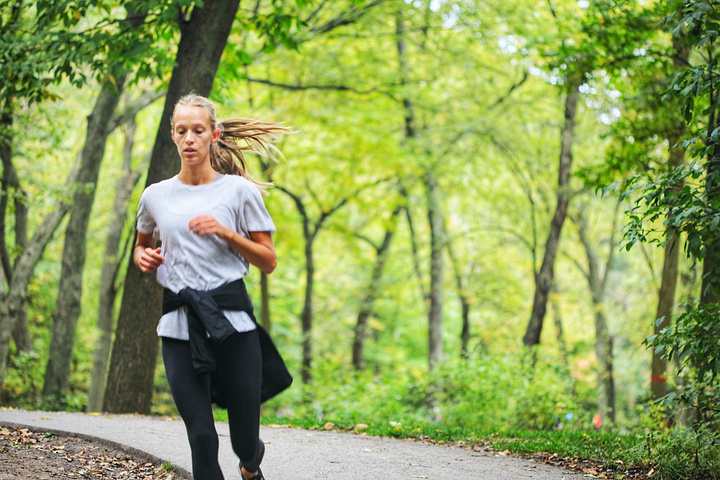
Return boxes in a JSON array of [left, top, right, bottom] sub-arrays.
[[301, 233, 314, 384], [446, 232, 472, 358], [276, 183, 350, 385], [523, 75, 581, 347], [11, 164, 29, 356], [550, 286, 575, 395], [260, 272, 271, 332], [651, 163, 683, 401], [550, 286, 568, 366], [104, 0, 242, 414], [0, 164, 80, 386], [395, 1, 445, 372], [425, 172, 445, 369], [42, 75, 128, 407], [11, 313, 32, 353], [0, 102, 32, 356], [87, 119, 144, 413], [594, 307, 616, 425], [675, 263, 697, 426], [352, 206, 400, 370], [573, 202, 621, 426], [651, 35, 688, 402], [702, 46, 720, 306]]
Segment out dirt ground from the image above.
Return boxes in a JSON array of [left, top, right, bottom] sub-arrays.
[[0, 426, 177, 480]]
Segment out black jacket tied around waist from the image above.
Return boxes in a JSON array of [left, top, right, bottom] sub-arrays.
[[162, 278, 292, 405]]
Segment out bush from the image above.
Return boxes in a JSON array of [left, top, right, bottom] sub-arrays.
[[432, 352, 585, 431], [260, 349, 591, 435]]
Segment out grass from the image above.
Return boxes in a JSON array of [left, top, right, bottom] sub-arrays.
[[233, 411, 652, 477]]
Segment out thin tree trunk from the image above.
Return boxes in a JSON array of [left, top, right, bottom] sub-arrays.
[[104, 0, 242, 414], [573, 201, 621, 426], [550, 285, 575, 395], [675, 264, 697, 426], [352, 205, 401, 370], [425, 171, 444, 369], [702, 47, 720, 306], [11, 314, 32, 353], [651, 145, 684, 401], [0, 102, 32, 355], [395, 1, 445, 373], [276, 183, 351, 384], [11, 164, 29, 355], [87, 119, 145, 413], [651, 34, 688, 401], [0, 164, 80, 386], [401, 195, 427, 297], [550, 288, 568, 363], [523, 75, 581, 347], [42, 75, 128, 407], [260, 272, 271, 332], [301, 232, 314, 384], [594, 308, 616, 425], [445, 229, 471, 357]]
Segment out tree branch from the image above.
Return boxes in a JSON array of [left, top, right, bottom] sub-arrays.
[[489, 70, 529, 110], [245, 76, 399, 100], [110, 90, 164, 132], [304, 0, 330, 25], [352, 232, 380, 251], [309, 0, 390, 35]]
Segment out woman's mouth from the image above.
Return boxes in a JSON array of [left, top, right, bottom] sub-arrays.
[[184, 148, 196, 155]]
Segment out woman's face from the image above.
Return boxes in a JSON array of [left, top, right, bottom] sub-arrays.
[[171, 105, 220, 166]]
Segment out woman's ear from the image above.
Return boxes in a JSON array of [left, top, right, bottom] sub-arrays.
[[212, 128, 221, 143]]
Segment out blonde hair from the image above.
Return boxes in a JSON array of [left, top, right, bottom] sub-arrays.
[[172, 93, 290, 196]]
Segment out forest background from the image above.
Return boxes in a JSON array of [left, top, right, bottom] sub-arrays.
[[2, 0, 720, 478]]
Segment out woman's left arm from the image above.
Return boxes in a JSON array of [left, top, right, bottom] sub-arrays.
[[189, 215, 277, 274]]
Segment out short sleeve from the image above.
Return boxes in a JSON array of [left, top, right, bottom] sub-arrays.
[[241, 185, 276, 234], [136, 190, 156, 235]]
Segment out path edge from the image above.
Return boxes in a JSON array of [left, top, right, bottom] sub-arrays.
[[0, 420, 193, 480]]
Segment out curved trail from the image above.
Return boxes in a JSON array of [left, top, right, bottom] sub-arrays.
[[0, 409, 583, 479]]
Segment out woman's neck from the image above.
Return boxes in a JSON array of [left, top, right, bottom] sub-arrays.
[[178, 164, 217, 185]]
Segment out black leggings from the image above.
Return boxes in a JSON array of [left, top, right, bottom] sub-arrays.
[[162, 330, 263, 480]]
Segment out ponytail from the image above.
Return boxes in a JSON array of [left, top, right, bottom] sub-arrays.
[[211, 118, 291, 196]]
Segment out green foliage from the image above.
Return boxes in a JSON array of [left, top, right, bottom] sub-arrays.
[[433, 353, 583, 431], [619, 0, 720, 437], [644, 428, 720, 480], [1, 350, 42, 408], [649, 301, 720, 429], [0, 0, 252, 107], [1, 0, 702, 476], [252, 350, 588, 435]]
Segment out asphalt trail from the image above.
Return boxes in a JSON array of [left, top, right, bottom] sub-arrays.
[[0, 409, 584, 479]]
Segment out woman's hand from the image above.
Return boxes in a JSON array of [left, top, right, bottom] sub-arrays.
[[134, 232, 164, 273], [137, 247, 165, 273], [188, 215, 229, 238], [189, 215, 277, 274]]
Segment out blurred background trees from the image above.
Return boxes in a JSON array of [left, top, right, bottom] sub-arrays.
[[1, 0, 718, 465]]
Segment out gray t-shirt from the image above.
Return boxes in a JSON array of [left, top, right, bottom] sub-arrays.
[[136, 174, 276, 340]]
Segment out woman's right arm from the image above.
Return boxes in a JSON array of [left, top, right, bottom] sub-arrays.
[[134, 232, 165, 273]]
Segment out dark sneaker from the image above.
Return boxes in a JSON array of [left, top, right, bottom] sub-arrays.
[[238, 438, 266, 479], [239, 465, 264, 480]]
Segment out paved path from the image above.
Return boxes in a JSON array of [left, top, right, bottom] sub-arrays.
[[0, 409, 585, 479]]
